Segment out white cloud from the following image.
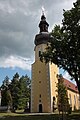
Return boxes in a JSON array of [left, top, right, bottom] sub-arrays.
[[63, 72, 76, 85], [63, 72, 71, 80], [0, 2, 15, 14], [0, 55, 33, 70], [0, 0, 77, 69]]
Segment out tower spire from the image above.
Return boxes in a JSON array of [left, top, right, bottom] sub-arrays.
[[39, 8, 49, 33]]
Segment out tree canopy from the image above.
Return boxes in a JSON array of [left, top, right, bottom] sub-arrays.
[[40, 0, 80, 93]]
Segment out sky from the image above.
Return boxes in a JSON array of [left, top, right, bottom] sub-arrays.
[[0, 0, 76, 85]]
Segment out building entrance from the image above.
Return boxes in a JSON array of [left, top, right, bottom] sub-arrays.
[[39, 104, 42, 113]]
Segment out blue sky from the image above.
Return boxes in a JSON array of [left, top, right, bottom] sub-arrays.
[[0, 67, 31, 85], [0, 0, 76, 86]]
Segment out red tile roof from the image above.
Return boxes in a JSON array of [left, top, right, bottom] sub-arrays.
[[63, 78, 78, 93]]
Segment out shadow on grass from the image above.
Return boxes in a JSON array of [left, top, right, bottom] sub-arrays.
[[0, 114, 58, 120], [68, 114, 80, 120], [0, 113, 80, 120]]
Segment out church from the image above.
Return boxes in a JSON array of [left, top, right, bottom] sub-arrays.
[[31, 13, 80, 113]]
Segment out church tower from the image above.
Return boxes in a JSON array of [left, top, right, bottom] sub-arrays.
[[31, 13, 59, 113]]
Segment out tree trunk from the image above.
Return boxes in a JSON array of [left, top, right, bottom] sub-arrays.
[[75, 78, 80, 94], [75, 78, 80, 109]]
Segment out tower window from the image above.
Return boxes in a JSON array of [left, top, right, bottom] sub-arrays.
[[39, 71, 41, 73], [39, 94, 41, 98], [39, 100, 41, 102], [39, 51, 41, 57]]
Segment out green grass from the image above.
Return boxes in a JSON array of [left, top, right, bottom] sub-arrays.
[[0, 112, 80, 120], [0, 113, 58, 120]]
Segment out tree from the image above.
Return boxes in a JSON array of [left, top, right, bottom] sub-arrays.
[[1, 76, 12, 108], [17, 75, 31, 110], [10, 73, 20, 111], [10, 73, 31, 111], [56, 75, 70, 119], [1, 76, 10, 89], [40, 0, 80, 93], [1, 73, 31, 112]]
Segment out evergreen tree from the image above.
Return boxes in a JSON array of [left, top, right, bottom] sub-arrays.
[[40, 0, 80, 93], [1, 76, 12, 108], [17, 75, 31, 110], [10, 73, 20, 111], [10, 73, 31, 111], [57, 75, 69, 112], [1, 73, 31, 112], [57, 75, 70, 119], [1, 76, 10, 89]]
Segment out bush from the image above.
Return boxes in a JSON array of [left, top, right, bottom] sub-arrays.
[[68, 106, 72, 114]]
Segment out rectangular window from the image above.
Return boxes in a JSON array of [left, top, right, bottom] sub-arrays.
[[39, 94, 41, 98], [39, 51, 41, 57]]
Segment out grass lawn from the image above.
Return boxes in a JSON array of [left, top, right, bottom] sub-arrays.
[[0, 111, 80, 120]]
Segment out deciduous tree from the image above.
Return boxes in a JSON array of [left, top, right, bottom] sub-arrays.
[[40, 0, 80, 93]]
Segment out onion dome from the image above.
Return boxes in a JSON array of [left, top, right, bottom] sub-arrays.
[[35, 14, 53, 46]]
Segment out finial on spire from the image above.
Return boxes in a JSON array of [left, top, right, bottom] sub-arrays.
[[41, 6, 45, 15]]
